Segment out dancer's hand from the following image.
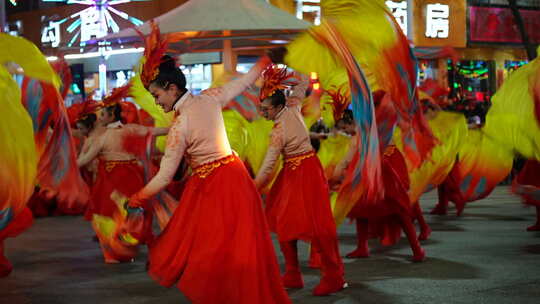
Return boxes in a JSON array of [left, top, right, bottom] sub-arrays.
[[127, 192, 145, 208]]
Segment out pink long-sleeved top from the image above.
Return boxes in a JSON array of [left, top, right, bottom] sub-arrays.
[[254, 75, 311, 187], [76, 121, 164, 168], [134, 58, 271, 201]]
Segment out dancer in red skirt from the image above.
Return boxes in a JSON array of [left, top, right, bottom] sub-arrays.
[[254, 68, 346, 296], [513, 160, 540, 231], [77, 85, 168, 263], [127, 27, 291, 304], [331, 92, 426, 262]]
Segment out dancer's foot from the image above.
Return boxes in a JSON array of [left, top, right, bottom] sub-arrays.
[[526, 223, 540, 231], [282, 270, 304, 289], [346, 246, 369, 258], [312, 277, 347, 296], [412, 248, 426, 263], [105, 258, 120, 264], [0, 244, 13, 277], [455, 201, 465, 216], [430, 204, 447, 215], [418, 226, 432, 241]]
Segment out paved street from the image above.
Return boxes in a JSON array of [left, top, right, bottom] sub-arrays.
[[1, 186, 539, 304]]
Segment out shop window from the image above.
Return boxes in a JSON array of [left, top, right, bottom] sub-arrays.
[[504, 60, 528, 73], [448, 60, 495, 103]]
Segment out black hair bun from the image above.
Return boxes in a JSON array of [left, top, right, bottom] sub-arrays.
[[159, 55, 178, 72]]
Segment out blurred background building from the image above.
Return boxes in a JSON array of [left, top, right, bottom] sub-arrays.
[[4, 0, 539, 106]]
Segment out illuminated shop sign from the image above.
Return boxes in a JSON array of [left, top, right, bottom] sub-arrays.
[[386, 0, 408, 35], [41, 21, 61, 48], [425, 3, 450, 39]]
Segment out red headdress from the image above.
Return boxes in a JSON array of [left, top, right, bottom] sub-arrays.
[[102, 83, 133, 108], [325, 84, 350, 122], [66, 97, 102, 127], [136, 21, 172, 89], [79, 97, 103, 119], [66, 102, 85, 128], [259, 65, 299, 101]]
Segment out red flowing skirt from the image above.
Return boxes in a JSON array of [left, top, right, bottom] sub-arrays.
[[89, 159, 145, 218], [90, 159, 152, 261], [348, 146, 412, 246], [266, 152, 338, 243], [147, 156, 290, 304], [513, 160, 540, 207]]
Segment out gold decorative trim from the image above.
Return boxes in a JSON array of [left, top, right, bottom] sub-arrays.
[[192, 155, 236, 179]]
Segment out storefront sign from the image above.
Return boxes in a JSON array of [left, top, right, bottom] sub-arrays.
[[41, 21, 61, 48], [411, 0, 466, 48], [425, 3, 449, 38], [386, 0, 408, 35], [469, 6, 540, 44]]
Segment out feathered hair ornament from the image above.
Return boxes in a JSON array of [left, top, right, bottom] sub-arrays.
[[102, 83, 133, 108], [325, 84, 350, 122], [259, 65, 299, 101], [136, 21, 172, 89]]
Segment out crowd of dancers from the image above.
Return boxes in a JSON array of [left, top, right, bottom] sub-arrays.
[[2, 1, 540, 303]]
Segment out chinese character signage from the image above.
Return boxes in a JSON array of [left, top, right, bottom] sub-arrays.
[[386, 0, 408, 35], [41, 21, 61, 48], [80, 6, 108, 41], [425, 3, 449, 38], [411, 0, 466, 48], [469, 6, 540, 44]]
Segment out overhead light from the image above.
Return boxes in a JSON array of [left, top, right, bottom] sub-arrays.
[[46, 56, 59, 61], [270, 40, 288, 44], [64, 47, 144, 60]]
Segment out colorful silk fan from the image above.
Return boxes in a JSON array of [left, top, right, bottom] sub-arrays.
[[398, 111, 467, 204], [20, 78, 89, 213], [2, 34, 89, 213], [50, 57, 73, 99], [0, 64, 37, 228]]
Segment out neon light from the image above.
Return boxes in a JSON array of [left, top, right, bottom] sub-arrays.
[[99, 63, 107, 95], [67, 19, 82, 33], [64, 47, 144, 59], [425, 3, 450, 39], [40, 0, 150, 47]]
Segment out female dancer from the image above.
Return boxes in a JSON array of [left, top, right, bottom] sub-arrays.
[[254, 69, 346, 296], [77, 85, 167, 263], [331, 91, 426, 262], [127, 33, 291, 302]]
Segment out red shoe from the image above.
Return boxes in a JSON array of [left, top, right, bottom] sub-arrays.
[[526, 224, 540, 231], [312, 277, 347, 296], [418, 226, 432, 241], [282, 270, 304, 289], [430, 204, 447, 215], [412, 248, 426, 263], [455, 201, 465, 216], [346, 246, 369, 258], [0, 244, 13, 277]]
